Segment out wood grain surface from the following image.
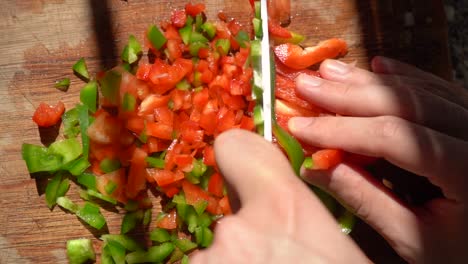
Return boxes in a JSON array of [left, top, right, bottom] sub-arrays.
[[0, 0, 450, 263]]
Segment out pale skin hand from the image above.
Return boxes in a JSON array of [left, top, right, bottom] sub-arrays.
[[191, 129, 370, 264], [289, 57, 468, 264]]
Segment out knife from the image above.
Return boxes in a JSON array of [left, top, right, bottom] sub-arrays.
[[251, 0, 274, 142]]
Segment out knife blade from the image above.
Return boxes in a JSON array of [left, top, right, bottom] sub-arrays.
[[259, 0, 273, 142]]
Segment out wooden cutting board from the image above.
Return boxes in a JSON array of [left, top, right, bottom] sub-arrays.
[[0, 0, 450, 263]]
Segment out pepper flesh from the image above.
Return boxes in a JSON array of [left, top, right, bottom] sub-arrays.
[[274, 39, 348, 70]]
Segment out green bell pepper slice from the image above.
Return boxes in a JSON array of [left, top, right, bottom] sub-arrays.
[[56, 196, 79, 213], [106, 239, 126, 264], [122, 92, 137, 112], [100, 158, 121, 173], [147, 242, 175, 262], [104, 180, 117, 195], [76, 104, 91, 159], [48, 138, 82, 166], [179, 25, 192, 45], [145, 156, 165, 169], [121, 210, 143, 234], [235, 30, 250, 48], [87, 189, 117, 205], [181, 255, 189, 264], [101, 243, 115, 264], [62, 107, 80, 138], [45, 174, 64, 209], [189, 42, 208, 57], [195, 226, 213, 248], [272, 122, 304, 176], [67, 157, 91, 176], [76, 202, 107, 230]]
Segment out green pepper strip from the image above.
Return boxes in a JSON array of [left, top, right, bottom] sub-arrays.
[[190, 31, 209, 44], [173, 238, 197, 253], [215, 39, 231, 56], [195, 226, 214, 248], [125, 251, 147, 264], [62, 107, 80, 138], [49, 138, 83, 166], [194, 13, 204, 32], [76, 202, 107, 230], [201, 22, 216, 39], [150, 228, 171, 243], [77, 173, 97, 190], [235, 30, 250, 48], [104, 181, 117, 195], [76, 104, 90, 159], [121, 34, 142, 64], [145, 156, 165, 169], [100, 243, 115, 264], [121, 210, 143, 234], [253, 18, 263, 39], [100, 158, 121, 173], [67, 157, 91, 176], [57, 196, 79, 213], [179, 25, 192, 45], [143, 208, 152, 226], [181, 255, 189, 264], [105, 240, 126, 264], [72, 58, 90, 81], [147, 242, 175, 262], [99, 70, 122, 105], [66, 239, 96, 264], [80, 81, 98, 113], [87, 189, 117, 205], [168, 247, 185, 263], [45, 174, 64, 209], [122, 92, 137, 112], [147, 25, 167, 50], [101, 234, 143, 252], [55, 78, 70, 91], [338, 209, 356, 235], [189, 42, 208, 57], [272, 123, 304, 176]]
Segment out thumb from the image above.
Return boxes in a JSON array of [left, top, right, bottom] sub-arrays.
[[214, 129, 308, 208]]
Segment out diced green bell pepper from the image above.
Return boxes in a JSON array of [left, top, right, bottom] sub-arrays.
[[122, 92, 137, 112], [101, 234, 143, 252], [189, 42, 208, 57], [121, 210, 143, 234], [181, 255, 189, 264], [45, 174, 64, 209], [99, 70, 121, 105], [176, 78, 191, 91], [55, 78, 70, 91], [143, 208, 152, 226], [173, 238, 197, 253], [76, 202, 107, 230], [215, 39, 230, 56], [253, 18, 263, 39], [201, 22, 216, 39], [101, 243, 114, 264], [179, 25, 192, 45], [62, 107, 80, 138], [100, 158, 121, 173], [195, 226, 213, 248], [80, 81, 98, 113], [72, 58, 90, 81], [145, 156, 165, 169], [66, 238, 95, 264], [77, 173, 96, 190], [235, 30, 250, 48], [106, 240, 126, 264], [104, 180, 117, 195], [57, 196, 79, 213], [122, 34, 142, 64], [76, 104, 90, 159], [150, 228, 171, 243], [87, 189, 117, 205], [147, 242, 175, 262], [147, 25, 167, 50], [302, 157, 313, 169]]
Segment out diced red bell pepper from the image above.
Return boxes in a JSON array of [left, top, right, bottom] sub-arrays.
[[32, 101, 65, 127], [268, 19, 292, 39], [126, 148, 148, 199], [185, 3, 206, 16], [311, 149, 344, 170], [203, 146, 216, 166], [171, 10, 187, 28], [157, 209, 178, 229], [208, 173, 224, 198]]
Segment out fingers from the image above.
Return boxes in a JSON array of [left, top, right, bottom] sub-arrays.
[[371, 56, 468, 109], [295, 64, 468, 140], [214, 129, 303, 206], [300, 163, 422, 262], [289, 116, 468, 200]]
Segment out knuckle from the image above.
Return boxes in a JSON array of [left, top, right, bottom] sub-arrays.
[[374, 116, 405, 140]]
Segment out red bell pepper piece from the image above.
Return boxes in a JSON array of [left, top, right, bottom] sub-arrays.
[[32, 101, 65, 127]]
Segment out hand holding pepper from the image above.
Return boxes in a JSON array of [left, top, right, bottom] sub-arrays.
[[191, 129, 370, 264], [290, 57, 468, 263]]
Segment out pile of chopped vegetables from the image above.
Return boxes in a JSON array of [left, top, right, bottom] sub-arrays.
[[22, 1, 360, 263]]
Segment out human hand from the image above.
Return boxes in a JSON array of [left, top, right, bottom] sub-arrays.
[[289, 57, 468, 263], [191, 129, 369, 264]]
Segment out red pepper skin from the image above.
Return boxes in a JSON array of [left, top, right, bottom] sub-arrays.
[[274, 39, 348, 70], [32, 101, 65, 127], [268, 19, 292, 39]]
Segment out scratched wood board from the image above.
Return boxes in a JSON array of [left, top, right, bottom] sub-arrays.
[[0, 0, 450, 263]]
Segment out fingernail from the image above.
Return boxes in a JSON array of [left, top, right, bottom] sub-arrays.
[[324, 60, 351, 75], [289, 117, 315, 132], [296, 73, 323, 88]]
